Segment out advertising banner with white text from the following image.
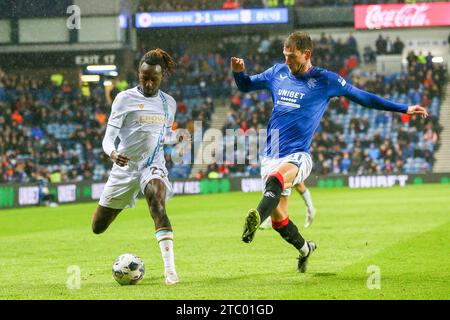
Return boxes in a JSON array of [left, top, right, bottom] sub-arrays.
[[354, 2, 450, 29]]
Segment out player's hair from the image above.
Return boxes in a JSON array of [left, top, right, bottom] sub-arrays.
[[139, 48, 176, 75], [284, 31, 313, 54]]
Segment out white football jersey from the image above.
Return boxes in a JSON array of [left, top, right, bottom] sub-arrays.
[[107, 86, 176, 170]]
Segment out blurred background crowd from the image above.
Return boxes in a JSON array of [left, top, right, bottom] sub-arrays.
[[0, 0, 448, 184]]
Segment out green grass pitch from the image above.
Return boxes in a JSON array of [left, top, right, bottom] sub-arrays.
[[1, 184, 449, 300]]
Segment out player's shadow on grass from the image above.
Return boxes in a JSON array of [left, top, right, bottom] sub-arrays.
[[311, 272, 337, 277]]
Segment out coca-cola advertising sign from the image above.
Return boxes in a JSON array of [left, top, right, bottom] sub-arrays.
[[354, 2, 450, 29]]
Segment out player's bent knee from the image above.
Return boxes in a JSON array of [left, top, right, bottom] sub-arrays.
[[268, 172, 285, 190], [91, 207, 115, 234]]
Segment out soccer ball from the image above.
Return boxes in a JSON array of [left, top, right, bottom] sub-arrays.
[[112, 253, 145, 285]]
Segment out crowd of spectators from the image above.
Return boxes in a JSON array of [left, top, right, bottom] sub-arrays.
[[361, 34, 406, 63], [0, 57, 212, 183], [137, 0, 266, 12], [374, 35, 405, 55], [137, 0, 448, 12], [0, 71, 108, 184], [0, 30, 447, 184], [360, 34, 404, 64]]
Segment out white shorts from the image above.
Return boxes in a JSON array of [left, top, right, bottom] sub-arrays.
[[99, 163, 173, 210], [261, 152, 313, 197]]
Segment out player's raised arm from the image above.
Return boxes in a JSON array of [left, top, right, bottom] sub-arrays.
[[231, 57, 245, 73], [327, 71, 428, 118], [231, 57, 275, 92]]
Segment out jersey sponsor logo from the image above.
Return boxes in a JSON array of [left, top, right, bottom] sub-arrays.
[[338, 76, 346, 87], [277, 101, 300, 108], [138, 115, 166, 124], [277, 89, 305, 99], [277, 88, 305, 108]]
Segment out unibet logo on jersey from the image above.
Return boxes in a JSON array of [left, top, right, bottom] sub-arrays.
[[277, 89, 305, 108]]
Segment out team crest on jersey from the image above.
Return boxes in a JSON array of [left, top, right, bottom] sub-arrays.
[[137, 103, 144, 109], [306, 78, 317, 89]]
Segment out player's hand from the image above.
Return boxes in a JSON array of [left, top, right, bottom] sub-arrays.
[[110, 151, 130, 167], [407, 105, 429, 118], [231, 57, 245, 73]]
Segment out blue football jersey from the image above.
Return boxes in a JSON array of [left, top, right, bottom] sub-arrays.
[[233, 64, 407, 158]]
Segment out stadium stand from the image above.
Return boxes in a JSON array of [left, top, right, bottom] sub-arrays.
[[0, 67, 208, 183], [136, 0, 450, 11], [0, 28, 447, 182], [137, 0, 267, 12]]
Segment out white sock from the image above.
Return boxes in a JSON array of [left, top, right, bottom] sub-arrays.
[[299, 241, 310, 257], [301, 189, 314, 209], [155, 229, 176, 274]]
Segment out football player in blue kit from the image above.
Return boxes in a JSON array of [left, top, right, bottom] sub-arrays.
[[231, 31, 428, 273]]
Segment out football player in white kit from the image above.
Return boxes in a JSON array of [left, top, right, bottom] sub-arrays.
[[92, 49, 185, 285]]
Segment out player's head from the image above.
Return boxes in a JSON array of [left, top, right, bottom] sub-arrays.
[[138, 48, 176, 96], [283, 31, 313, 75]]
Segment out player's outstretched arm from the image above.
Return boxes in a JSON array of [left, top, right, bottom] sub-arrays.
[[328, 72, 428, 118], [345, 85, 409, 114]]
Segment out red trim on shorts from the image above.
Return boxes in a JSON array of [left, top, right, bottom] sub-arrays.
[[269, 172, 285, 189], [272, 217, 290, 229]]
